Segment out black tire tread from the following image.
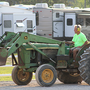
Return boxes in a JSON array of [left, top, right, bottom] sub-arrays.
[[35, 64, 57, 87], [79, 47, 90, 85], [12, 66, 32, 85]]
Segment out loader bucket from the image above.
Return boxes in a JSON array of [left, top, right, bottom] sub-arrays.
[[0, 48, 8, 66]]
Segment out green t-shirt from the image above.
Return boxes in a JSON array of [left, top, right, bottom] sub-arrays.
[[72, 32, 87, 47]]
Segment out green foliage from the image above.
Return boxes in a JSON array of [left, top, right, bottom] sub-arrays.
[[71, 0, 84, 8], [0, 0, 90, 12], [0, 0, 68, 6], [86, 0, 90, 7]]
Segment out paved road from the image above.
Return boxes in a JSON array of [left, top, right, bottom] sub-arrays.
[[0, 80, 90, 90]]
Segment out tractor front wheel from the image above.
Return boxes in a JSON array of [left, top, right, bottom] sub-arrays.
[[35, 64, 57, 87], [12, 66, 32, 85]]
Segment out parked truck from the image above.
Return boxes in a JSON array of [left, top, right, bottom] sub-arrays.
[[0, 32, 90, 86]]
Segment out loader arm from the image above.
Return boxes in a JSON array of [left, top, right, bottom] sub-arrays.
[[0, 32, 16, 47], [0, 32, 65, 66], [7, 32, 65, 56]]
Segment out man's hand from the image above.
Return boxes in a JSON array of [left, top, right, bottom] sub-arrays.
[[65, 41, 74, 44]]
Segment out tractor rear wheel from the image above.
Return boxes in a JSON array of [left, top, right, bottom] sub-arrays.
[[12, 66, 32, 85], [57, 71, 82, 84], [78, 47, 90, 85], [35, 64, 57, 87]]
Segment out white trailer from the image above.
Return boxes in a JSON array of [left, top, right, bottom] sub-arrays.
[[33, 7, 53, 38], [11, 3, 52, 38], [13, 3, 90, 41], [33, 3, 53, 38], [53, 9, 77, 40], [0, 5, 36, 36], [52, 8, 90, 41], [33, 3, 79, 40]]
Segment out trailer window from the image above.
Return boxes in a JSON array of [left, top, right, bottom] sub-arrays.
[[56, 13, 59, 18], [36, 12, 39, 26], [27, 30, 33, 32], [67, 19, 73, 25], [77, 18, 84, 26], [27, 20, 33, 28], [4, 20, 11, 28], [86, 18, 90, 26]]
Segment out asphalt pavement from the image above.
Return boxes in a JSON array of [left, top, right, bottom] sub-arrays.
[[0, 80, 90, 90]]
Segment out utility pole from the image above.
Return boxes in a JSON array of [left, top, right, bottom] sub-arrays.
[[84, 0, 86, 8]]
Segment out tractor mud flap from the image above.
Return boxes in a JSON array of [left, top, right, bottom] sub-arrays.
[[0, 48, 8, 66]]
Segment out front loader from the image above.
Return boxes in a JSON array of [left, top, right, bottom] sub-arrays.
[[0, 32, 90, 86]]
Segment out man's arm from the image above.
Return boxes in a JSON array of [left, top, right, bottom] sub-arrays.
[[77, 41, 88, 48]]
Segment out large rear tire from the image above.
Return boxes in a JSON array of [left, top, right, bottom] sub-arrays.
[[35, 64, 57, 87], [12, 66, 32, 85], [58, 71, 82, 84], [78, 47, 90, 85]]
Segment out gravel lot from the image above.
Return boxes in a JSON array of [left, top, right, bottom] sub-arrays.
[[0, 80, 90, 90]]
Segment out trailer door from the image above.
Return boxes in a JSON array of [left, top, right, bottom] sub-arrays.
[[2, 14, 13, 34], [53, 22, 63, 37], [65, 13, 76, 37]]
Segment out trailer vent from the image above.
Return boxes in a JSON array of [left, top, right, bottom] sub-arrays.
[[35, 3, 48, 8], [16, 23, 24, 28], [53, 4, 65, 8]]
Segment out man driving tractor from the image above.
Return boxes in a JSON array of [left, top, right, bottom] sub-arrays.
[[67, 25, 88, 66]]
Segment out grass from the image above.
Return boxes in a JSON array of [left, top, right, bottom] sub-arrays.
[[6, 56, 15, 65], [0, 76, 12, 81], [0, 57, 35, 81], [0, 66, 35, 81], [0, 76, 35, 81], [0, 66, 13, 81], [6, 57, 12, 65], [0, 67, 14, 74]]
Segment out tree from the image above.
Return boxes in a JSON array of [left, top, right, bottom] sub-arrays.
[[1, 0, 89, 8], [48, 0, 54, 6], [53, 0, 68, 6], [69, 0, 84, 8], [86, 0, 90, 7]]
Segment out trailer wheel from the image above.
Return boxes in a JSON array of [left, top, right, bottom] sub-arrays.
[[35, 64, 57, 87], [57, 71, 82, 84], [12, 66, 32, 85], [78, 47, 90, 85]]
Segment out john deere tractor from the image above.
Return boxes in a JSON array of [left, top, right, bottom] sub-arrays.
[[0, 32, 90, 86]]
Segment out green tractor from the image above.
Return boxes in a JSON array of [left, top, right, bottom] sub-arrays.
[[0, 32, 90, 86]]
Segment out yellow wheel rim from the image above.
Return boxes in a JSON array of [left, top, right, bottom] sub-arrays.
[[41, 69, 54, 83], [17, 68, 30, 82]]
